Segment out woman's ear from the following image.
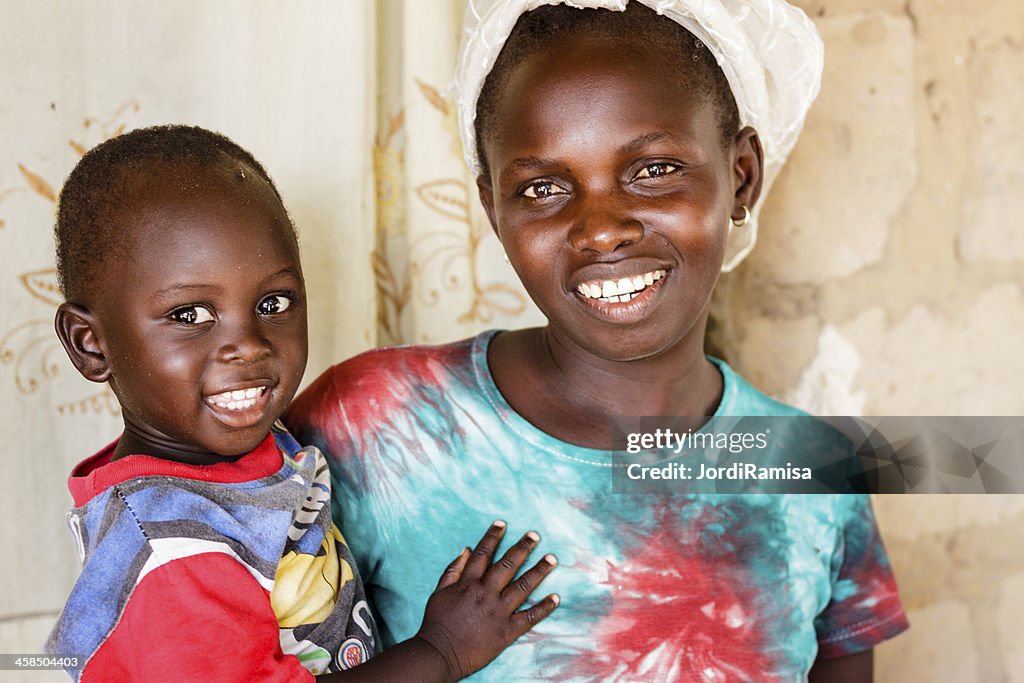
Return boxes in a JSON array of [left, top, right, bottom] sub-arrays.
[[732, 126, 765, 220], [55, 303, 111, 383], [476, 174, 499, 237]]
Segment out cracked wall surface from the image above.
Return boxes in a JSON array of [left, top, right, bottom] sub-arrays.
[[711, 1, 1024, 680]]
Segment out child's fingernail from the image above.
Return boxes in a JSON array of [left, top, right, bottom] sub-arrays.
[[492, 520, 507, 529], [526, 530, 540, 542], [544, 554, 558, 566], [551, 594, 560, 607]]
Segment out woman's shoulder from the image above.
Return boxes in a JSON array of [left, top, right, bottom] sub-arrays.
[[297, 333, 487, 405]]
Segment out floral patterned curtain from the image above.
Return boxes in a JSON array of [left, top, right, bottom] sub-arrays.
[[372, 0, 542, 347]]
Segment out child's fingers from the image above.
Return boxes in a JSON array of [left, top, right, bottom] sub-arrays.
[[500, 553, 558, 608], [484, 530, 540, 590], [436, 547, 470, 589], [509, 594, 560, 638], [463, 520, 508, 578]]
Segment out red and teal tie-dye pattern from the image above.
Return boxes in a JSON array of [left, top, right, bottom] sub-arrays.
[[287, 331, 908, 682]]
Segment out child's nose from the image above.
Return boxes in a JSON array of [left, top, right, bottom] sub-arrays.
[[217, 320, 273, 364], [567, 191, 644, 253]]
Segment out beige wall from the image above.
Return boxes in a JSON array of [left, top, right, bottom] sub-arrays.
[[710, 1, 1024, 680]]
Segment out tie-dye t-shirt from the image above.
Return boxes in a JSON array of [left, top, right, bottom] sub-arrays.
[[287, 331, 908, 682]]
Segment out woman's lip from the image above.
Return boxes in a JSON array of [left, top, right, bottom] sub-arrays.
[[571, 257, 672, 285], [574, 271, 669, 322], [574, 268, 667, 301]]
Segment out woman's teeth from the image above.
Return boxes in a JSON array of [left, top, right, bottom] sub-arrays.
[[576, 270, 665, 303], [206, 386, 265, 411]]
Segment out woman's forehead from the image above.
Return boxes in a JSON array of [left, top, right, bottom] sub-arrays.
[[487, 34, 722, 151], [504, 31, 694, 92]]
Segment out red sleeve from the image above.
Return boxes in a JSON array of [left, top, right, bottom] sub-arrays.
[[83, 553, 314, 683], [814, 496, 910, 658]]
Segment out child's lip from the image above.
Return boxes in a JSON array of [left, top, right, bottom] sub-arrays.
[[205, 383, 267, 405], [203, 382, 275, 428]]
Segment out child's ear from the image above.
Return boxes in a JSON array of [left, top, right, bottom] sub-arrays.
[[476, 175, 499, 236], [732, 126, 765, 217], [54, 303, 111, 383]]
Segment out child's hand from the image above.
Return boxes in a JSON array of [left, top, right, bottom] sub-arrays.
[[415, 521, 559, 681]]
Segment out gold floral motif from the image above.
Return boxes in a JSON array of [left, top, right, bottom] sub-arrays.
[[0, 318, 62, 395], [0, 270, 64, 394], [0, 187, 21, 229], [76, 100, 141, 151], [1, 102, 138, 414], [17, 164, 57, 203], [20, 268, 63, 307], [374, 109, 407, 236], [373, 108, 412, 345], [57, 388, 120, 417], [409, 82, 528, 326], [373, 240, 412, 346]]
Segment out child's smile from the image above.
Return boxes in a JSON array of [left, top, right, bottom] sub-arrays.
[[478, 33, 752, 363], [203, 384, 272, 426], [84, 164, 308, 464]]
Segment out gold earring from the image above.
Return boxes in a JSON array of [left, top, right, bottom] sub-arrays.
[[732, 205, 751, 228]]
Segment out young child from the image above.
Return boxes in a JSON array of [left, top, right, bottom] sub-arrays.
[[287, 1, 908, 681], [45, 125, 558, 682]]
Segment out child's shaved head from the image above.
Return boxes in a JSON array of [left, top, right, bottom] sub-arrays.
[[55, 125, 293, 304], [474, 2, 741, 182]]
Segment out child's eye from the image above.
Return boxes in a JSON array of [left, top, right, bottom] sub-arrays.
[[634, 162, 681, 179], [256, 294, 292, 316], [170, 305, 214, 325], [522, 181, 567, 199]]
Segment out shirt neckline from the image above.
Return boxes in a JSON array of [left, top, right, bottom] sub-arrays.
[[68, 432, 284, 507], [469, 329, 739, 467]]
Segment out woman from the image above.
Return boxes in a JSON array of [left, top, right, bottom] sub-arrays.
[[288, 1, 908, 680]]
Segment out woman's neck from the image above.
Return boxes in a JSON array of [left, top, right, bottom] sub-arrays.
[[487, 325, 723, 449]]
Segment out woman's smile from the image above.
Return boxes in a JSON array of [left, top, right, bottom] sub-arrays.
[[573, 266, 669, 322]]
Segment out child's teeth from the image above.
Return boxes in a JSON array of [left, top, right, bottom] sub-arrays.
[[644, 272, 654, 286], [602, 281, 618, 298], [617, 278, 635, 294], [208, 386, 265, 410]]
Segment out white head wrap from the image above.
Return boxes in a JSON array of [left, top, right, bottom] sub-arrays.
[[453, 0, 824, 271]]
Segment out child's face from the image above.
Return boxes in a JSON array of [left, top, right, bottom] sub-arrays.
[[478, 32, 742, 363], [88, 166, 307, 461]]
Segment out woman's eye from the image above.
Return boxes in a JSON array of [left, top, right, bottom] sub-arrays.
[[522, 181, 567, 199], [170, 306, 214, 325], [635, 163, 681, 179], [257, 294, 292, 316]]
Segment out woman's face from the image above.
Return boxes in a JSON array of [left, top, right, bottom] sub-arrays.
[[478, 31, 757, 363]]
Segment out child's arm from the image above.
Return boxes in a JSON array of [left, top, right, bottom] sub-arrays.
[[319, 521, 558, 682]]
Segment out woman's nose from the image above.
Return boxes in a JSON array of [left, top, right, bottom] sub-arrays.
[[567, 190, 644, 253]]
